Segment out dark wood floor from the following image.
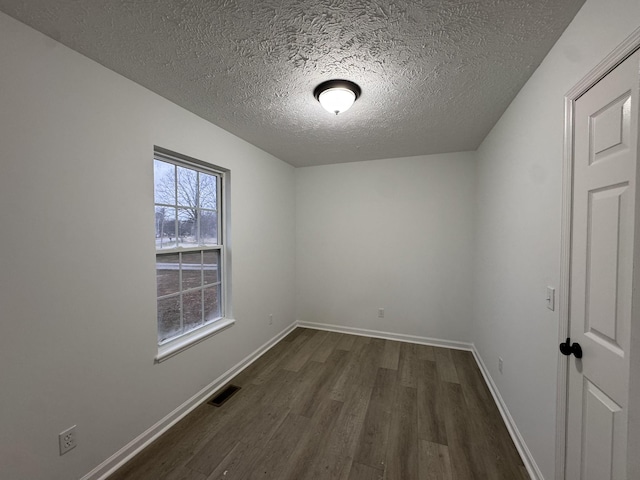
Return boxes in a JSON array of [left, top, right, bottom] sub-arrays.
[[109, 328, 529, 480]]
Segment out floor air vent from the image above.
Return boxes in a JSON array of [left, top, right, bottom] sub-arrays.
[[208, 384, 241, 407]]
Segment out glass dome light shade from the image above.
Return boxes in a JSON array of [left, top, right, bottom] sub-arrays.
[[318, 87, 356, 115], [314, 80, 361, 116]]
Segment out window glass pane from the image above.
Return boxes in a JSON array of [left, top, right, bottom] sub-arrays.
[[183, 290, 203, 332], [204, 285, 221, 322], [155, 153, 226, 348], [154, 160, 175, 205], [203, 250, 220, 285], [177, 208, 198, 248], [182, 251, 202, 290], [158, 296, 181, 343], [177, 166, 198, 207], [157, 253, 180, 297], [199, 173, 217, 210], [200, 210, 218, 245], [155, 206, 177, 249]]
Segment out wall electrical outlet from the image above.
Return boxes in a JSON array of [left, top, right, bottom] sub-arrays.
[[498, 357, 504, 374], [59, 425, 77, 455], [378, 308, 384, 318], [269, 314, 273, 326]]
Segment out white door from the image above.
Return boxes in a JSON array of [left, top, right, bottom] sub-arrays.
[[565, 49, 640, 480]]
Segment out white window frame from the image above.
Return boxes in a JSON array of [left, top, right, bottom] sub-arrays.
[[153, 147, 233, 363]]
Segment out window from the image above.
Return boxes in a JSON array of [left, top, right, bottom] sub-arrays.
[[154, 149, 232, 361]]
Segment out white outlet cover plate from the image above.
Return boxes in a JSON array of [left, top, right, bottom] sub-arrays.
[[59, 425, 77, 455]]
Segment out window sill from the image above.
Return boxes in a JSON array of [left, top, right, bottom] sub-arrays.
[[155, 318, 235, 363]]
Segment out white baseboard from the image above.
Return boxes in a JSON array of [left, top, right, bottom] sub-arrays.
[[297, 321, 541, 479], [471, 346, 543, 480], [296, 321, 474, 351], [81, 321, 298, 480]]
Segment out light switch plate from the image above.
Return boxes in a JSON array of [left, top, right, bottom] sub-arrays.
[[546, 286, 555, 311]]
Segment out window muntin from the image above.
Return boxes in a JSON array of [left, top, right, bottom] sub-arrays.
[[154, 155, 224, 345]]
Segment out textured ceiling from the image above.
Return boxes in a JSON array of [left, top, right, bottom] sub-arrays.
[[0, 0, 585, 167]]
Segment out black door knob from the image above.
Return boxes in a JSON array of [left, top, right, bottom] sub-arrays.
[[559, 338, 583, 359]]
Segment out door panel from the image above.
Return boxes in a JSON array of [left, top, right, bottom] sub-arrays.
[[566, 49, 639, 480], [590, 93, 632, 163], [585, 183, 629, 353], [582, 379, 623, 480]]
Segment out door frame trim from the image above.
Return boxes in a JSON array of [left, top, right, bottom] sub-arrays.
[[557, 26, 640, 480]]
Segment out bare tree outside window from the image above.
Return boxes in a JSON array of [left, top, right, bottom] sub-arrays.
[[154, 161, 218, 249]]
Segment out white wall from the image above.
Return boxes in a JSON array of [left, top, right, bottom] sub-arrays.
[[296, 152, 476, 342], [0, 13, 295, 480], [4, 1, 640, 479], [473, 0, 640, 478]]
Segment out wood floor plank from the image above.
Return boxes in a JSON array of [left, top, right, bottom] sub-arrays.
[[109, 387, 262, 480], [353, 367, 398, 471], [298, 366, 373, 480], [205, 441, 260, 480], [416, 343, 436, 362], [341, 381, 375, 431], [286, 359, 326, 412], [258, 368, 301, 409], [434, 347, 459, 384], [179, 427, 237, 477], [277, 328, 318, 369], [369, 367, 399, 409], [232, 340, 290, 386], [350, 338, 386, 391], [399, 342, 419, 388], [281, 327, 306, 342], [106, 407, 212, 480], [416, 359, 448, 445], [108, 331, 528, 480], [281, 329, 329, 372], [186, 403, 286, 475], [441, 382, 484, 479], [451, 350, 527, 479], [208, 401, 305, 478], [418, 440, 452, 480], [163, 466, 207, 480], [175, 388, 267, 477], [301, 411, 363, 480], [449, 350, 492, 405], [336, 333, 357, 351], [233, 405, 289, 449], [348, 462, 385, 480], [464, 403, 517, 479], [310, 331, 342, 362], [385, 385, 419, 480], [250, 333, 309, 385], [291, 349, 349, 418], [380, 340, 401, 370], [330, 336, 372, 403], [280, 397, 344, 479], [247, 412, 310, 480]]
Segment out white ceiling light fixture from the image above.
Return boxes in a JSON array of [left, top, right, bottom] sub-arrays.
[[314, 79, 362, 115]]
